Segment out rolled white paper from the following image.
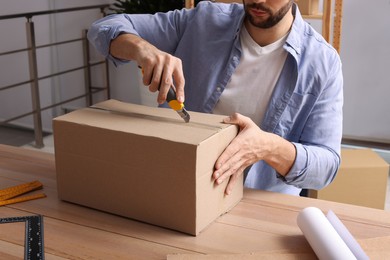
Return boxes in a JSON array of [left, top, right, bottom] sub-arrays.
[[326, 210, 369, 260], [297, 207, 356, 260]]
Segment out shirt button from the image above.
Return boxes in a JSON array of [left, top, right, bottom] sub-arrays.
[[216, 87, 222, 92], [232, 56, 239, 65]]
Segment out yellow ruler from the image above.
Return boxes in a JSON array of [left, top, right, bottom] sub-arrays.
[[0, 180, 46, 206]]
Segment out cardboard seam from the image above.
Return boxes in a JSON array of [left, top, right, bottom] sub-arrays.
[[89, 106, 225, 131]]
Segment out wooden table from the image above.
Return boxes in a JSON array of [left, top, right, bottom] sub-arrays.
[[0, 144, 390, 259]]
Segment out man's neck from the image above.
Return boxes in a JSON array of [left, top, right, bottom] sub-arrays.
[[244, 7, 294, 47]]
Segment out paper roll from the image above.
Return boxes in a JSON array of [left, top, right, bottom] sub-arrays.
[[297, 207, 356, 260], [326, 210, 369, 260]]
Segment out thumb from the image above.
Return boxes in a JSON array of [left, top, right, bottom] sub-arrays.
[[223, 113, 249, 126], [223, 113, 239, 123]]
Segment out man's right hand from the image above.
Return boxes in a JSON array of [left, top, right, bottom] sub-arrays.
[[110, 33, 185, 104]]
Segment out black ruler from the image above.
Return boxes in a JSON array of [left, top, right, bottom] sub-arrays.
[[0, 215, 45, 260]]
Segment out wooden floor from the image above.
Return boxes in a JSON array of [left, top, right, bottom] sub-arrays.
[[0, 125, 49, 147]]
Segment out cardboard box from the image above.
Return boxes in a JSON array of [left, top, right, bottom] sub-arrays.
[[295, 0, 319, 15], [309, 149, 389, 209], [53, 99, 242, 235]]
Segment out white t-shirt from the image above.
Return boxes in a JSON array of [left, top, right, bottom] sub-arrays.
[[213, 25, 288, 125]]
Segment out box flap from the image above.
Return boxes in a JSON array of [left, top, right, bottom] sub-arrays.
[[54, 99, 233, 145]]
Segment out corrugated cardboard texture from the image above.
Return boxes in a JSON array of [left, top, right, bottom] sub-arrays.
[[309, 149, 389, 209], [54, 100, 242, 235]]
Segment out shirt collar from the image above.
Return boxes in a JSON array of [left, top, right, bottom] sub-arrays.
[[235, 3, 304, 55], [235, 9, 245, 40], [285, 3, 304, 55]]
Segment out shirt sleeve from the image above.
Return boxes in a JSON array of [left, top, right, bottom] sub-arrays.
[[284, 53, 343, 190], [87, 14, 139, 66], [87, 10, 192, 66]]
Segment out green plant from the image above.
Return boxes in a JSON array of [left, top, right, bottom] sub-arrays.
[[110, 0, 203, 14], [110, 0, 183, 14]]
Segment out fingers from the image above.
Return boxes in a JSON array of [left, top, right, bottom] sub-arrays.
[[226, 171, 240, 195], [213, 143, 247, 196], [114, 35, 185, 105], [223, 113, 251, 130], [214, 113, 261, 195], [156, 64, 174, 104], [173, 61, 185, 103], [140, 53, 185, 104], [214, 162, 246, 195], [216, 113, 250, 169], [214, 151, 246, 187]]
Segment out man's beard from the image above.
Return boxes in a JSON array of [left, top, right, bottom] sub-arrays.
[[244, 1, 293, 29]]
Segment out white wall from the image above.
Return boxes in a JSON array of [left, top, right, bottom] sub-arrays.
[[340, 0, 390, 143]]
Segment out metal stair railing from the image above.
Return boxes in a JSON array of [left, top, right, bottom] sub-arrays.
[[0, 4, 110, 148]]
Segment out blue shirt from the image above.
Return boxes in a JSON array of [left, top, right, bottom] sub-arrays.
[[88, 2, 343, 195]]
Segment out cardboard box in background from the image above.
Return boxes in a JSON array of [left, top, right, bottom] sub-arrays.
[[309, 149, 389, 209], [295, 0, 319, 15], [53, 99, 242, 236]]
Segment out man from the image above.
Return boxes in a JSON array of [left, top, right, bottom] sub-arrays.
[[87, 0, 343, 196]]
